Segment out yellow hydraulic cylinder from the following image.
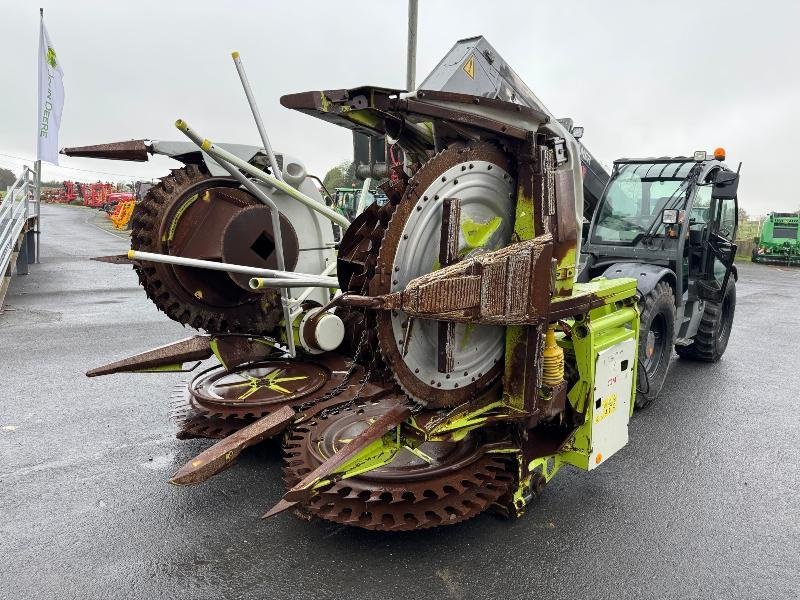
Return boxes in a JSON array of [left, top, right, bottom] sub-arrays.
[[541, 325, 564, 387]]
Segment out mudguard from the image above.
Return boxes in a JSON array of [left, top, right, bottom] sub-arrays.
[[600, 262, 676, 298]]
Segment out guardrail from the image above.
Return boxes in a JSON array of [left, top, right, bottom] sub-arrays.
[[1, 164, 40, 307]]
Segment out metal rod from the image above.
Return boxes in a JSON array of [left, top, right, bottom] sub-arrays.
[[406, 0, 418, 91], [34, 159, 41, 263], [127, 250, 338, 286], [293, 260, 337, 306], [249, 277, 335, 289], [175, 119, 350, 228], [231, 51, 284, 182]]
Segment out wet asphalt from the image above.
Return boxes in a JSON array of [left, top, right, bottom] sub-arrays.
[[1, 203, 798, 600]]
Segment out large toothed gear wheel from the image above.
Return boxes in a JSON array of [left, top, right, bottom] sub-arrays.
[[170, 354, 355, 440], [282, 396, 514, 531], [373, 144, 516, 408], [130, 164, 298, 334]]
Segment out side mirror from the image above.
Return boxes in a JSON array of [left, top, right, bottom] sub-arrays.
[[712, 171, 739, 199], [662, 209, 680, 225], [572, 126, 584, 140]]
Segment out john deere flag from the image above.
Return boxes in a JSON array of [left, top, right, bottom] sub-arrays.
[[37, 16, 64, 165]]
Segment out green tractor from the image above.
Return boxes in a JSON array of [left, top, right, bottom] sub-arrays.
[[752, 212, 800, 265], [331, 186, 388, 222], [580, 149, 740, 407]]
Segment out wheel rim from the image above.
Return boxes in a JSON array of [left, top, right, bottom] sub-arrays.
[[718, 293, 734, 347], [643, 313, 667, 377]]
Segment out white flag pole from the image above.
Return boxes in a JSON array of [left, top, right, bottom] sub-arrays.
[[37, 6, 64, 165], [35, 8, 43, 263]]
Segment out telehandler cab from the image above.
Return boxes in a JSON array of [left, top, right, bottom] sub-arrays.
[[580, 149, 740, 406]]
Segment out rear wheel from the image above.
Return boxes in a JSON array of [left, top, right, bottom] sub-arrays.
[[676, 279, 736, 362], [636, 281, 676, 409]]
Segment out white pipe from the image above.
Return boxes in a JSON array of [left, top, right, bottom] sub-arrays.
[[293, 260, 337, 306], [407, 0, 418, 91], [249, 277, 335, 289], [127, 249, 338, 286], [231, 51, 284, 182], [175, 119, 350, 228]]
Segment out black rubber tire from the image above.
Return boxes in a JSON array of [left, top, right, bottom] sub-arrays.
[[130, 164, 281, 334], [676, 279, 736, 362], [636, 281, 676, 409]]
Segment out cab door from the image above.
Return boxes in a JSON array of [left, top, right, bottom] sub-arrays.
[[697, 170, 739, 303]]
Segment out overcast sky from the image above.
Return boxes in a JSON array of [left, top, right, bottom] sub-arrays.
[[2, 0, 799, 215]]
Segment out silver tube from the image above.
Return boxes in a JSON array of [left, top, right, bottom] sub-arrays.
[[22, 166, 29, 219], [34, 159, 41, 263], [127, 250, 338, 286], [231, 51, 283, 182], [293, 260, 337, 306], [175, 119, 350, 228], [407, 0, 418, 91], [249, 277, 335, 289]]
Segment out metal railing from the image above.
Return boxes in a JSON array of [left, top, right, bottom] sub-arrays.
[[1, 165, 39, 284]]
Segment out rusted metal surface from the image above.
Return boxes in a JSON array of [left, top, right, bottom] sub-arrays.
[[220, 205, 299, 291], [210, 335, 279, 370], [280, 85, 544, 148], [437, 198, 460, 373], [60, 139, 150, 162], [86, 335, 212, 377], [279, 87, 404, 138], [170, 405, 296, 486], [280, 399, 412, 504], [170, 353, 366, 439], [371, 236, 554, 325], [129, 165, 283, 334], [278, 396, 514, 530], [91, 254, 135, 265]]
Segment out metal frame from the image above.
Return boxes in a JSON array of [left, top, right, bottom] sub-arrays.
[[1, 165, 40, 294]]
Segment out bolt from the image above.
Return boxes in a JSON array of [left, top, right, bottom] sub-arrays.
[[441, 176, 447, 182], [453, 179, 459, 185]]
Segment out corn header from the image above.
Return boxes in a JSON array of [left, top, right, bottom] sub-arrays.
[[71, 37, 648, 531]]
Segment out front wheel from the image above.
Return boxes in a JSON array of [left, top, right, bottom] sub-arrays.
[[676, 279, 736, 362], [636, 281, 676, 409]]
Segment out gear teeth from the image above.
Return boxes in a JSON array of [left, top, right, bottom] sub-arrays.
[[129, 164, 283, 336], [279, 397, 513, 531]]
